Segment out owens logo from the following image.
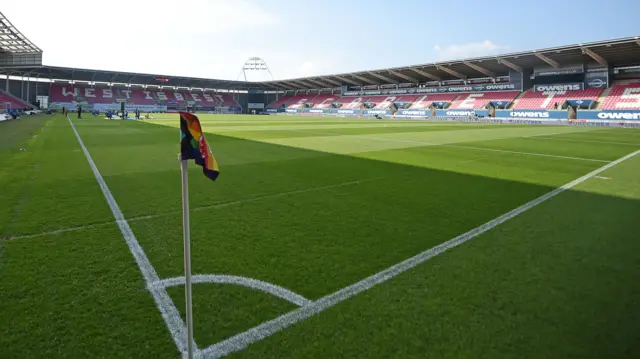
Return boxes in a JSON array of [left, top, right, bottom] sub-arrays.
[[485, 84, 515, 90], [535, 84, 581, 91], [446, 111, 475, 116], [400, 110, 427, 116], [597, 112, 640, 120], [510, 111, 550, 118]]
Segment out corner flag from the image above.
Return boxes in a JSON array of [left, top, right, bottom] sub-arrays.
[[180, 111, 220, 181], [178, 112, 219, 359]]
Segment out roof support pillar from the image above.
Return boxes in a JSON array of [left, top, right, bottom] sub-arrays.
[[435, 65, 466, 79], [496, 58, 523, 73], [582, 47, 608, 67], [534, 52, 560, 68], [463, 61, 495, 77]]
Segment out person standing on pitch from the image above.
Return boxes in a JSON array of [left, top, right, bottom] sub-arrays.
[[77, 105, 82, 119]]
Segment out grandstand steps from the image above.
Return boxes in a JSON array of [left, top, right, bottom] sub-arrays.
[[510, 90, 527, 109], [0, 89, 35, 109], [596, 86, 613, 110]]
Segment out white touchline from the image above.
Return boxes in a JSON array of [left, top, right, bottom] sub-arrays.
[[1, 179, 381, 242], [126, 178, 383, 223], [530, 137, 640, 147], [66, 116, 193, 357], [445, 144, 610, 163], [293, 129, 610, 163], [200, 149, 640, 359], [0, 221, 116, 241], [522, 132, 565, 138]]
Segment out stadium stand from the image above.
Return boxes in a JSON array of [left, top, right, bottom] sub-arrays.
[[311, 94, 337, 108], [408, 94, 459, 109], [513, 88, 603, 109], [336, 96, 364, 109], [266, 95, 293, 108], [362, 96, 397, 109], [129, 89, 156, 105], [2, 21, 640, 119], [0, 89, 34, 109], [48, 84, 240, 108], [267, 94, 333, 109], [449, 91, 520, 109], [601, 82, 640, 109]]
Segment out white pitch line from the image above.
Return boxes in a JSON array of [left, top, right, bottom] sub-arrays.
[[1, 179, 381, 242], [595, 176, 612, 180], [444, 144, 610, 163], [66, 116, 193, 357], [295, 129, 610, 163], [201, 149, 640, 358], [152, 275, 312, 307], [126, 178, 382, 223], [529, 136, 640, 147], [523, 132, 565, 138], [0, 220, 116, 241]]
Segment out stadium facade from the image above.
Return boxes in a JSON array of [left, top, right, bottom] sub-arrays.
[[1, 11, 640, 121]]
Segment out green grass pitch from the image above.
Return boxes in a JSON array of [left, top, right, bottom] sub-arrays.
[[1, 113, 639, 358]]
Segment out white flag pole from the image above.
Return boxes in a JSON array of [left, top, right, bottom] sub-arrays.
[[179, 154, 195, 359]]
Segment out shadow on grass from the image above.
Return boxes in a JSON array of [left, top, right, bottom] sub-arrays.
[[4, 118, 633, 355]]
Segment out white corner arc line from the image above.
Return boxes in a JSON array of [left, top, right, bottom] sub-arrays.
[[152, 275, 312, 307], [65, 116, 192, 356], [201, 149, 640, 358]]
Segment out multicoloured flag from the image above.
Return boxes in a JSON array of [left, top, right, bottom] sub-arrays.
[[180, 112, 220, 181]]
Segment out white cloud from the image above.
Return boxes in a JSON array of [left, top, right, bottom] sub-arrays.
[[433, 40, 509, 60], [2, 0, 280, 80]]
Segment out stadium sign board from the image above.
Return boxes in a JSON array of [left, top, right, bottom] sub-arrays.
[[533, 83, 584, 92], [341, 82, 522, 96]]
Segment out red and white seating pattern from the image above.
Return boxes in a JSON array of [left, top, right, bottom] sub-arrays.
[[601, 83, 640, 110], [129, 88, 156, 105], [336, 96, 364, 109], [268, 94, 338, 109], [513, 88, 602, 109], [266, 96, 293, 108], [449, 91, 520, 109], [408, 94, 458, 109], [284, 95, 314, 109], [49, 84, 239, 107], [49, 85, 115, 104], [312, 94, 338, 108], [0, 90, 33, 109], [268, 95, 309, 109], [360, 96, 400, 109]]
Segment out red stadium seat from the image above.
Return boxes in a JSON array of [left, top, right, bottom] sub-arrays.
[[408, 94, 459, 109], [601, 82, 640, 110], [0, 90, 33, 109], [513, 88, 602, 109], [449, 91, 520, 109]]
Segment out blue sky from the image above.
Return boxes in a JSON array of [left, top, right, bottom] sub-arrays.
[[4, 0, 639, 81]]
